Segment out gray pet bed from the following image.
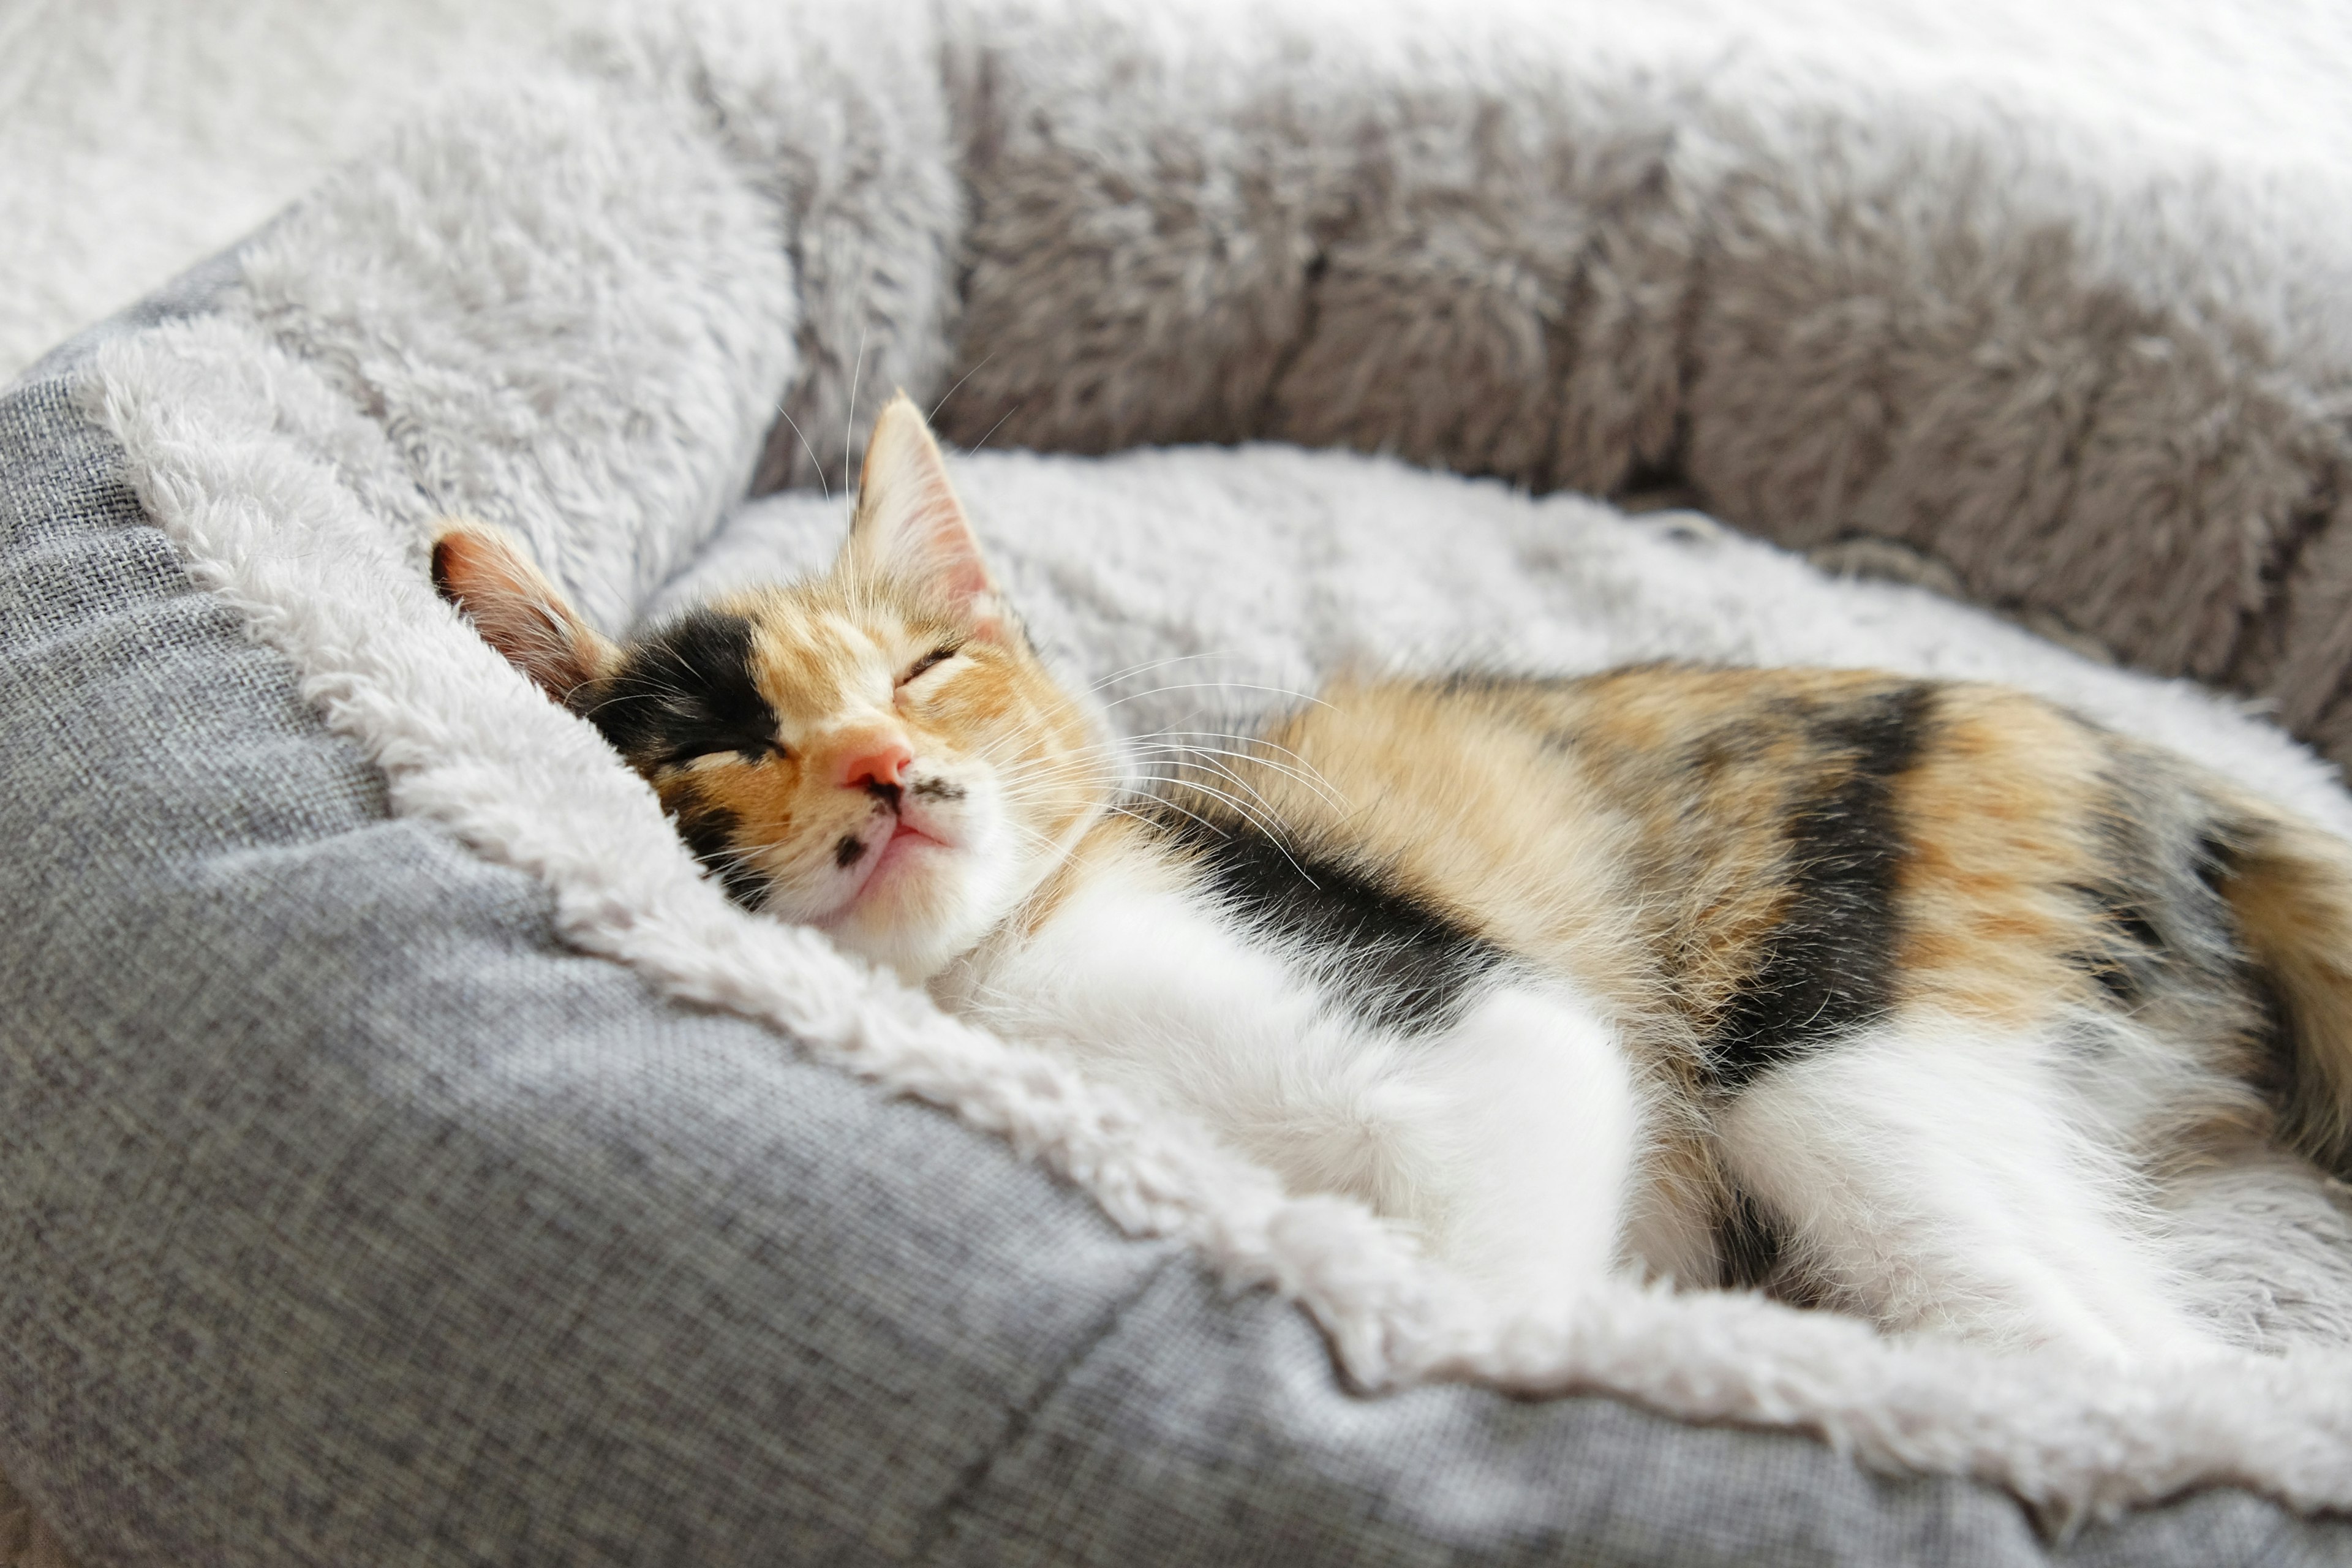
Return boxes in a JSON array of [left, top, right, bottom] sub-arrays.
[[7, 1, 2352, 1562]]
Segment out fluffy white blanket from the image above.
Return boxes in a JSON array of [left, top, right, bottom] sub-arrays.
[[28, 0, 2352, 1534]]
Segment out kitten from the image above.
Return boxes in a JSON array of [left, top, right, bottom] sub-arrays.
[[433, 393, 2352, 1357]]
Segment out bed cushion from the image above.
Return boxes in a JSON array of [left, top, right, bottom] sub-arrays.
[[11, 316, 2350, 1568], [8, 1, 2352, 1562]]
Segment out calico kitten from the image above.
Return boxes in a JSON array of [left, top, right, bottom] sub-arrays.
[[433, 393, 2352, 1357]]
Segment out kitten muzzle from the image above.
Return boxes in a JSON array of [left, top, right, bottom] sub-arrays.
[[829, 767, 965, 905]]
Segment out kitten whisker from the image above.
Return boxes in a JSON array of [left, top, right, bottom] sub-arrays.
[[1151, 755, 1311, 826], [1101, 681, 1332, 712], [842, 322, 869, 496], [978, 729, 1345, 822], [682, 842, 780, 913], [1117, 741, 1348, 812], [927, 351, 997, 423], [1101, 736, 1348, 815], [1084, 650, 1250, 695], [970, 399, 1025, 455], [1152, 727, 1326, 774], [1103, 792, 1322, 891], [1143, 774, 1300, 853], [770, 398, 832, 502]]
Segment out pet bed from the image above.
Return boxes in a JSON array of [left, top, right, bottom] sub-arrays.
[[6, 0, 2352, 1562]]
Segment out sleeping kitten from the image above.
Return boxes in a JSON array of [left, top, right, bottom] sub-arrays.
[[433, 394, 2352, 1359]]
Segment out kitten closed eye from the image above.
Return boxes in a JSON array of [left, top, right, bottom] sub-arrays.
[[667, 735, 785, 769], [901, 646, 959, 685]]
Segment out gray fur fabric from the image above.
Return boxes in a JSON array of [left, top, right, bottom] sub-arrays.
[[231, 0, 2352, 753], [889, 0, 2352, 774]]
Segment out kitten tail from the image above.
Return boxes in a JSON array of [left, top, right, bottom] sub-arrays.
[[2217, 793, 2352, 1175]]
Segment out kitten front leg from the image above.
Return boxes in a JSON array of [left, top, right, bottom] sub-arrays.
[[1716, 1013, 2218, 1360], [1348, 983, 1649, 1312], [954, 884, 1645, 1311], [1187, 979, 1646, 1311]]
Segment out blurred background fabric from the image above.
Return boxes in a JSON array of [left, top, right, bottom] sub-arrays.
[[10, 0, 2352, 386], [0, 0, 606, 381]]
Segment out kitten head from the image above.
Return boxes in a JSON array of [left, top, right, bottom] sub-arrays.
[[433, 392, 1110, 979]]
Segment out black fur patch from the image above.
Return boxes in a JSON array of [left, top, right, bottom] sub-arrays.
[[835, 835, 867, 869], [2109, 902, 2166, 951], [2193, 831, 2237, 894], [674, 799, 766, 908], [1716, 1188, 1787, 1291], [1705, 684, 1934, 1090], [2071, 951, 2141, 1005], [1154, 809, 1507, 1035], [2058, 878, 2171, 1005], [583, 609, 776, 769]]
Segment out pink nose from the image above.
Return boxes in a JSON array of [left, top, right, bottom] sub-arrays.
[[837, 737, 915, 791]]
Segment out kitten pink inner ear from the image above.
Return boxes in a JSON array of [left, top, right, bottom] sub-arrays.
[[430, 522, 617, 704], [848, 391, 1004, 633]]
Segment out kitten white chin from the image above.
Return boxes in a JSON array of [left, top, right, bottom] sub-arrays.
[[822, 837, 1019, 981]]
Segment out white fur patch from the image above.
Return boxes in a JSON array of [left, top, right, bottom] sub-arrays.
[[945, 871, 1649, 1309], [1721, 1015, 2218, 1360]]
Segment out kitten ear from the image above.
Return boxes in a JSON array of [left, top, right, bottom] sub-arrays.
[[846, 391, 1004, 633], [430, 521, 618, 705]]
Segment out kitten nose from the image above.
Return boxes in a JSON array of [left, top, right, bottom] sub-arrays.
[[837, 736, 915, 793]]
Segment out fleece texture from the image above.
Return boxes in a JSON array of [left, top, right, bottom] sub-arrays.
[[924, 0, 2352, 775], [0, 0, 609, 385], [26, 0, 2352, 1546], [15, 2, 2352, 748]]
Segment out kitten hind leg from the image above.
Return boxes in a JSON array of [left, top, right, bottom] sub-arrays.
[[1717, 1014, 2218, 1360]]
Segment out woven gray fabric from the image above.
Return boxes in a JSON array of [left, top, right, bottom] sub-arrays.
[[0, 351, 1151, 1560], [7, 302, 2351, 1564]]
